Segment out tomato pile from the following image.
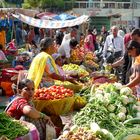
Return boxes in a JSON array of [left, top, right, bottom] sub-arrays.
[[34, 85, 74, 100]]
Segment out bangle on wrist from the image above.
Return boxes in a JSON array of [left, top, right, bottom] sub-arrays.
[[40, 112, 45, 119]]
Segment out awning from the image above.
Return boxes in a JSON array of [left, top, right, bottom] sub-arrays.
[[36, 12, 57, 20], [53, 13, 76, 20], [12, 13, 89, 29]]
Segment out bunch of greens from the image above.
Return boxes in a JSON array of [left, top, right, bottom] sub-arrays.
[[0, 113, 29, 140], [76, 86, 91, 101]]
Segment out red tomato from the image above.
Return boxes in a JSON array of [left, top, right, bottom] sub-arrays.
[[54, 95, 60, 99], [39, 97, 45, 100]]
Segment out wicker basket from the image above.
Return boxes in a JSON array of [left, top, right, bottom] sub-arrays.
[[33, 96, 75, 116]]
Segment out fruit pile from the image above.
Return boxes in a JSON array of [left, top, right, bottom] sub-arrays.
[[84, 60, 99, 68], [63, 63, 89, 76], [85, 52, 96, 60], [70, 47, 84, 63], [84, 52, 99, 69], [34, 85, 74, 100]]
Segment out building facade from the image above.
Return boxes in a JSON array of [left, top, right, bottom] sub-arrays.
[[64, 0, 140, 32]]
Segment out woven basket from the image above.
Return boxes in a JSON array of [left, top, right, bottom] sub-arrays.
[[33, 96, 75, 116]]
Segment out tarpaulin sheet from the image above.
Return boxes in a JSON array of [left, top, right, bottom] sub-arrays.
[[12, 13, 89, 29]]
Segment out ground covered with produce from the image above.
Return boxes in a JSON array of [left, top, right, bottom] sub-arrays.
[[1, 62, 140, 140], [57, 82, 140, 140]]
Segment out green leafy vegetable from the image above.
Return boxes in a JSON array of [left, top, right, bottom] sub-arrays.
[[0, 113, 29, 140]]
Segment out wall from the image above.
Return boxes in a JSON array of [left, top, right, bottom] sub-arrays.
[[73, 8, 140, 28]]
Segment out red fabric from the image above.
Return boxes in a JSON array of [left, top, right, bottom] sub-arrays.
[[9, 41, 16, 50], [124, 33, 131, 47], [1, 68, 19, 81], [6, 98, 30, 120]]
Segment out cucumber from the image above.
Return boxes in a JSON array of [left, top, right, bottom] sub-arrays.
[[124, 118, 140, 125], [116, 128, 140, 140], [123, 134, 140, 140]]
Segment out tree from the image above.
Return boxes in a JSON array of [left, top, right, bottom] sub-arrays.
[[0, 0, 6, 7], [22, 0, 40, 8], [22, 0, 65, 10]]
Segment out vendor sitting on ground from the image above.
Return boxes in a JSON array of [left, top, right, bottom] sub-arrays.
[[27, 37, 76, 89], [12, 53, 31, 69], [5, 78, 54, 140]]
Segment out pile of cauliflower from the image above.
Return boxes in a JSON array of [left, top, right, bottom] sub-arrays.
[[92, 83, 139, 121]]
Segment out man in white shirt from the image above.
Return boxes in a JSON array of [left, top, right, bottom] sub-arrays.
[[58, 28, 77, 62], [103, 26, 124, 62]]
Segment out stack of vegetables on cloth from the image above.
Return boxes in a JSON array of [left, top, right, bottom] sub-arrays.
[[72, 83, 140, 139], [5, 79, 55, 140], [0, 112, 39, 140]]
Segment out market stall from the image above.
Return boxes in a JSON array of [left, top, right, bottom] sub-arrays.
[[58, 83, 140, 139]]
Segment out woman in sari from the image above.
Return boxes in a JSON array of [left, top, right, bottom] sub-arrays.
[[84, 29, 95, 52], [27, 37, 75, 89], [126, 40, 140, 99], [5, 79, 54, 140]]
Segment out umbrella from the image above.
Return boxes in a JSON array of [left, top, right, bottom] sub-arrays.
[[53, 13, 76, 20], [37, 12, 57, 20]]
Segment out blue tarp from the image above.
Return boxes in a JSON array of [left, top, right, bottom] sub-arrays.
[[0, 19, 13, 27], [53, 13, 76, 20]]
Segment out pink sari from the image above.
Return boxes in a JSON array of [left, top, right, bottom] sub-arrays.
[[84, 34, 95, 52]]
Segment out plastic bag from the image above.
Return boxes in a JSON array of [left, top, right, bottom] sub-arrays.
[[46, 124, 56, 140]]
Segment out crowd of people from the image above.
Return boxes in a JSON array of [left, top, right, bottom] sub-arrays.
[[1, 22, 140, 139]]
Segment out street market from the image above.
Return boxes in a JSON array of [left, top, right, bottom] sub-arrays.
[[0, 4, 140, 140]]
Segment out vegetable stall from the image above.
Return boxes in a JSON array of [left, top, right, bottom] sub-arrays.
[[59, 83, 140, 140], [31, 62, 140, 140], [1, 59, 140, 140]]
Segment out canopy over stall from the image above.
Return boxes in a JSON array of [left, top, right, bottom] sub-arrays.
[[12, 13, 89, 29], [53, 13, 76, 20], [36, 12, 57, 20]]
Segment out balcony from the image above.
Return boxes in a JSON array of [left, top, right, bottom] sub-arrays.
[[64, 1, 139, 9]]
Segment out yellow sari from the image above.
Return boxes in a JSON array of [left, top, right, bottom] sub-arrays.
[[27, 52, 58, 89]]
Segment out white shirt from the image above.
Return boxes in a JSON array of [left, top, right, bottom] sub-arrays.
[[103, 34, 124, 57], [118, 30, 125, 38], [58, 33, 71, 58]]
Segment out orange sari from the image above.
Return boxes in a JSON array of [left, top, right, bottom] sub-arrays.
[[0, 31, 6, 49]]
